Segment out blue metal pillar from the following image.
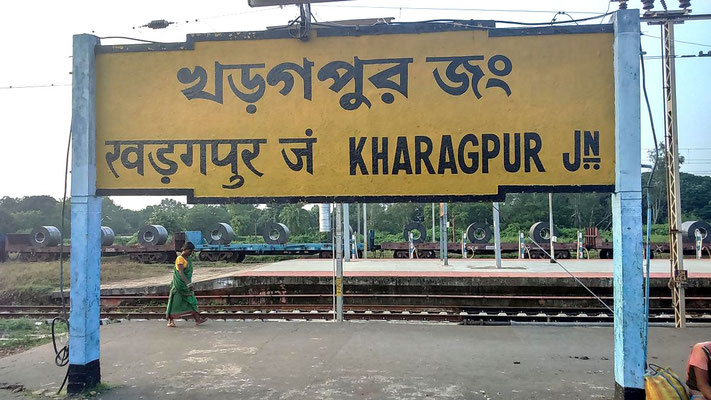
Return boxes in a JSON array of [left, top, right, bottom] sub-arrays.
[[68, 34, 102, 394], [612, 9, 644, 400]]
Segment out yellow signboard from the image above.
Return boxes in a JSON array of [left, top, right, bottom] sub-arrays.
[[95, 24, 614, 203]]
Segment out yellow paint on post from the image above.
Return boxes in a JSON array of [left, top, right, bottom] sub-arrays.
[[336, 277, 342, 297], [95, 27, 614, 202]]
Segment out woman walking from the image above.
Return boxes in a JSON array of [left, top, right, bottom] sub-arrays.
[[166, 242, 207, 327]]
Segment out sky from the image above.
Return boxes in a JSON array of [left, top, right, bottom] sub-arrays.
[[0, 0, 709, 210]]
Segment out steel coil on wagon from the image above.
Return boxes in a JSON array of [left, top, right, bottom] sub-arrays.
[[466, 222, 493, 244], [529, 221, 556, 244], [207, 222, 235, 245], [681, 220, 711, 244], [31, 226, 62, 247], [403, 222, 427, 243], [100, 226, 115, 247], [138, 225, 168, 246], [262, 222, 290, 244]]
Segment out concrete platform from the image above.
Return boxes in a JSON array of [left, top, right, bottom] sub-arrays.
[[94, 258, 711, 304], [236, 258, 711, 278], [0, 321, 707, 399]]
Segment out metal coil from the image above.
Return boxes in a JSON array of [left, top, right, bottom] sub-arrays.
[[262, 222, 290, 244], [529, 221, 556, 244], [138, 225, 168, 246], [466, 222, 492, 244], [403, 222, 427, 243], [100, 226, 115, 247], [207, 223, 235, 245], [681, 220, 711, 244], [31, 226, 62, 247]]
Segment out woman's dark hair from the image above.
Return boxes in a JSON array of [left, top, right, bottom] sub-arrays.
[[182, 242, 195, 251]]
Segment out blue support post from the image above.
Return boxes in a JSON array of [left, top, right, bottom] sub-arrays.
[[612, 10, 644, 400], [68, 34, 102, 394]]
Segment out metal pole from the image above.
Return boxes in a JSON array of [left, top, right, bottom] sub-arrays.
[[661, 19, 686, 328], [363, 203, 368, 259], [68, 34, 102, 394], [492, 202, 502, 269], [439, 202, 444, 261], [431, 203, 435, 243], [612, 9, 645, 398], [442, 203, 449, 266], [343, 203, 351, 262], [335, 204, 343, 322], [696, 230, 702, 260], [644, 194, 652, 363], [356, 203, 361, 255], [548, 193, 555, 263]]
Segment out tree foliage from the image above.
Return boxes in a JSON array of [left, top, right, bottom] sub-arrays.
[[3, 162, 711, 244]]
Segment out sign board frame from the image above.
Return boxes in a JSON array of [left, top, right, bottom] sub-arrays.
[[93, 22, 616, 204]]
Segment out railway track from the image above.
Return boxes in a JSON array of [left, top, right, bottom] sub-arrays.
[[2, 303, 710, 324]]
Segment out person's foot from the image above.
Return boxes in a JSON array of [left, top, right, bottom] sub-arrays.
[[195, 317, 208, 326], [167, 320, 176, 328]]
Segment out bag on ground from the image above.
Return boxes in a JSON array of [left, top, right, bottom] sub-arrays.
[[645, 364, 690, 400]]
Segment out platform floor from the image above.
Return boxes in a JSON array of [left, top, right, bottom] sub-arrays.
[[0, 321, 707, 399], [229, 258, 711, 278]]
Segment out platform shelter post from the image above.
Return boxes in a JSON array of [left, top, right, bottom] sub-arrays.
[[68, 34, 102, 394], [612, 9, 644, 400]]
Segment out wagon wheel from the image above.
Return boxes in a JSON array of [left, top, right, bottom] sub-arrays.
[[151, 252, 169, 264], [217, 252, 233, 262], [393, 250, 408, 258], [319, 251, 333, 259], [205, 252, 220, 262], [19, 252, 37, 262], [37, 253, 55, 262], [232, 252, 246, 263]]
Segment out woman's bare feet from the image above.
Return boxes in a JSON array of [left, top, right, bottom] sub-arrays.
[[167, 319, 176, 328], [195, 317, 208, 326]]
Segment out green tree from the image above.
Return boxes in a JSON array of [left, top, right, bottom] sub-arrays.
[[183, 205, 231, 234], [0, 209, 17, 233], [226, 204, 260, 237], [278, 203, 313, 235], [145, 198, 187, 233]]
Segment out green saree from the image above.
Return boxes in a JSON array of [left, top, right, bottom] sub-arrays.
[[165, 255, 199, 319]]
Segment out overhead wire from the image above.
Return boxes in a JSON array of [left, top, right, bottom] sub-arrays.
[[0, 83, 70, 90], [642, 32, 711, 48], [316, 4, 606, 15]]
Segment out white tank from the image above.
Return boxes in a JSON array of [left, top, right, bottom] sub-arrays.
[[319, 204, 331, 232]]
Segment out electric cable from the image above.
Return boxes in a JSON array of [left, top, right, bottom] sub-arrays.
[[526, 239, 614, 314], [489, 202, 614, 314], [381, 12, 614, 28], [97, 36, 175, 45], [52, 121, 72, 394], [316, 4, 605, 15], [0, 83, 71, 90], [641, 39, 659, 366], [642, 32, 711, 48]]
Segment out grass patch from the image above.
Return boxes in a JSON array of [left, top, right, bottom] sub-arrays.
[[77, 382, 117, 398], [0, 255, 264, 305], [0, 318, 66, 357], [0, 257, 174, 304]]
